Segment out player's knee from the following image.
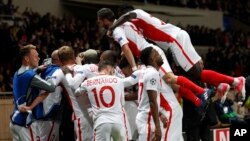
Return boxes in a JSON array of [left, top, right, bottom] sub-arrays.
[[187, 62, 203, 80]]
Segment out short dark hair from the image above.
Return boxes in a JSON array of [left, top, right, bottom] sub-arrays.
[[140, 47, 153, 66], [97, 8, 115, 21], [119, 55, 138, 69], [98, 60, 115, 72], [20, 44, 36, 60], [117, 4, 134, 17], [100, 50, 119, 65], [84, 54, 99, 64]]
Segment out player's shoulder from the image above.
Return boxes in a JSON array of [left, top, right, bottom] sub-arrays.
[[144, 67, 159, 78], [114, 24, 124, 31], [73, 64, 84, 70]]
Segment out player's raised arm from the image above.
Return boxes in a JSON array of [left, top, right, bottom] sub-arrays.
[[121, 44, 138, 71]]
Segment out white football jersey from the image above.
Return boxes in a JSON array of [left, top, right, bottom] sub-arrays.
[[130, 9, 181, 42], [113, 21, 152, 58], [54, 68, 83, 120], [82, 63, 99, 79], [79, 74, 127, 129], [65, 64, 98, 90], [136, 66, 161, 124]]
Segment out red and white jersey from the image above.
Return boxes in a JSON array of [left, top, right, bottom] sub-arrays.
[[136, 66, 161, 124], [130, 9, 181, 43], [79, 74, 127, 129], [113, 21, 152, 58], [55, 69, 83, 120]]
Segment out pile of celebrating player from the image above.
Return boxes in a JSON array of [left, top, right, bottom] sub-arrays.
[[10, 5, 246, 141]]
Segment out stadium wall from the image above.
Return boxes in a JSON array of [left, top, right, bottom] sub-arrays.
[[10, 0, 64, 17]]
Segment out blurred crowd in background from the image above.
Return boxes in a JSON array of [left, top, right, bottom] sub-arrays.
[[0, 0, 250, 92]]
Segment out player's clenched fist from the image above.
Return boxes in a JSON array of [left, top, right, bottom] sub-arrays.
[[153, 127, 162, 141]]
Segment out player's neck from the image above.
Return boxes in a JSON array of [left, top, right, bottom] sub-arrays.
[[63, 60, 76, 66]]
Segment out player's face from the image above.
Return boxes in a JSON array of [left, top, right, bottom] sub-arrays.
[[151, 49, 163, 67], [121, 66, 133, 77], [97, 17, 110, 30], [28, 49, 40, 68]]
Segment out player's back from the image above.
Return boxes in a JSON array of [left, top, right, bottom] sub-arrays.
[[82, 63, 99, 79], [82, 74, 126, 128], [131, 9, 181, 42]]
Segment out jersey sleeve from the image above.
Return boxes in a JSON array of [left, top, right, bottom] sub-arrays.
[[123, 69, 141, 87], [113, 27, 129, 47], [145, 70, 160, 91], [74, 81, 88, 96], [65, 65, 87, 90]]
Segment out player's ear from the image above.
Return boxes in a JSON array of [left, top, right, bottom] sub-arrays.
[[24, 56, 29, 62]]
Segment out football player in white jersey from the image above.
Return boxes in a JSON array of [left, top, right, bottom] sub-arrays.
[[22, 50, 75, 141], [119, 56, 140, 140], [58, 46, 93, 141], [97, 8, 214, 112], [136, 47, 163, 141], [75, 60, 129, 141], [100, 50, 134, 140], [120, 56, 184, 141], [109, 5, 246, 102]]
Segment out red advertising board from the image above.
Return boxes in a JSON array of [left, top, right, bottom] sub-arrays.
[[213, 128, 230, 141]]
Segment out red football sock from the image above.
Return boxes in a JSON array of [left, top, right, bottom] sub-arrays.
[[177, 76, 205, 95], [201, 70, 234, 87], [179, 86, 201, 107]]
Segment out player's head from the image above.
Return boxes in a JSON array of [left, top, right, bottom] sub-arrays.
[[51, 50, 62, 66], [20, 44, 39, 68], [98, 60, 115, 75], [119, 56, 137, 77], [100, 50, 120, 66], [97, 8, 115, 29], [140, 47, 163, 69], [117, 4, 134, 17], [58, 46, 75, 65], [81, 49, 99, 64]]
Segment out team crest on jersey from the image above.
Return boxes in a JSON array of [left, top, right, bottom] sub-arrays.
[[131, 74, 137, 79], [150, 78, 156, 85], [118, 37, 123, 43]]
